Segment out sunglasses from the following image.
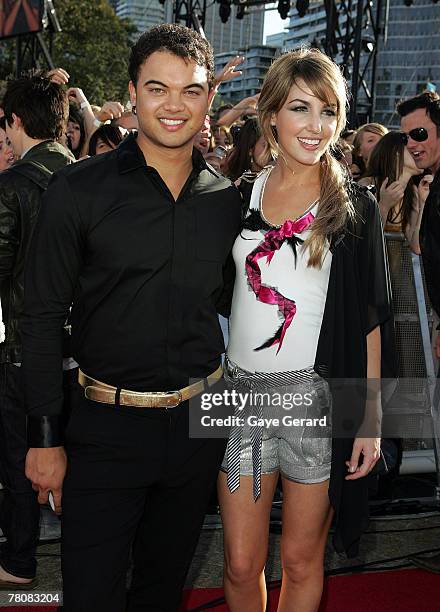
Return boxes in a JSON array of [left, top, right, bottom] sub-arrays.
[[400, 127, 429, 145]]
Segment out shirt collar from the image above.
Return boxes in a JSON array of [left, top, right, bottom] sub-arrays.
[[116, 131, 210, 176], [21, 139, 52, 160]]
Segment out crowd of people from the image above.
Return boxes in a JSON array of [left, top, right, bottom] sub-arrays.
[[0, 21, 439, 612]]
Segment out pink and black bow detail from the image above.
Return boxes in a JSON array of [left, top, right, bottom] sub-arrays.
[[245, 212, 315, 353]]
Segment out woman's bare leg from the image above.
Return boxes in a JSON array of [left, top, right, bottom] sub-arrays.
[[218, 471, 279, 612], [277, 478, 333, 612]]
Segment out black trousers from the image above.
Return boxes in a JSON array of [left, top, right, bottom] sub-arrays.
[[0, 364, 39, 579], [61, 383, 226, 612]]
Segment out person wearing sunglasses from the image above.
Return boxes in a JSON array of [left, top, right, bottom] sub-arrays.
[[397, 92, 440, 573]]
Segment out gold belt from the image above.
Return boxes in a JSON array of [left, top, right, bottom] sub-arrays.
[[78, 365, 223, 409]]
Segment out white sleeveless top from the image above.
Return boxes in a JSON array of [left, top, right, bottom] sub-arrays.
[[227, 167, 332, 373]]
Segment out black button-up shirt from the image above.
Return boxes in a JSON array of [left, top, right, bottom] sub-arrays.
[[22, 134, 241, 418]]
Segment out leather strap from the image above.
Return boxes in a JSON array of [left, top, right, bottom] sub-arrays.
[[78, 366, 223, 408], [27, 415, 64, 448]]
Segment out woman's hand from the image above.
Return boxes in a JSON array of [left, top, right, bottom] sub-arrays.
[[96, 101, 124, 123], [345, 437, 380, 480], [379, 177, 404, 211]]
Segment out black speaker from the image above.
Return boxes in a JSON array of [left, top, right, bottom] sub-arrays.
[[0, 0, 44, 40]]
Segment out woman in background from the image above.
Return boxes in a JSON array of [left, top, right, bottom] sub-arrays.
[[0, 117, 15, 171], [88, 124, 125, 156], [66, 105, 87, 160], [360, 131, 432, 253], [352, 122, 388, 178], [223, 117, 270, 182]]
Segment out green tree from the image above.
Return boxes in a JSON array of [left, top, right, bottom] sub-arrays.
[[48, 0, 137, 104]]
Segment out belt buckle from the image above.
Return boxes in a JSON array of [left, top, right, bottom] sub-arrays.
[[153, 390, 182, 409]]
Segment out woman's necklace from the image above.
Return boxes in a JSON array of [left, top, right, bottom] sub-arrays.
[[259, 166, 319, 229]]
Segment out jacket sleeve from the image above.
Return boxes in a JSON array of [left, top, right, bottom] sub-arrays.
[[358, 188, 393, 335], [216, 251, 236, 317], [358, 187, 397, 380], [420, 186, 440, 320], [22, 172, 85, 447], [0, 176, 20, 281]]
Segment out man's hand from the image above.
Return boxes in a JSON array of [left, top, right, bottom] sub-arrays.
[[96, 101, 124, 123], [25, 447, 67, 514], [345, 437, 380, 480], [415, 173, 434, 210]]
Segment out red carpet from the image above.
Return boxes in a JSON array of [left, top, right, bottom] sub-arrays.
[[180, 569, 440, 611], [1, 609, 56, 612], [2, 569, 439, 611]]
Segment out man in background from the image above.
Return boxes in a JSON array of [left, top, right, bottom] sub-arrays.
[[0, 71, 71, 588], [398, 91, 440, 573]]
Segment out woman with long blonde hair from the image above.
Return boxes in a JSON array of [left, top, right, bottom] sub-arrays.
[[351, 122, 388, 178], [218, 48, 394, 611]]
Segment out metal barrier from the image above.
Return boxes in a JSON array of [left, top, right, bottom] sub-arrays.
[[385, 232, 440, 489]]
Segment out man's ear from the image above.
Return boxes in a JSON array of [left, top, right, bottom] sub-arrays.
[[128, 81, 136, 109], [9, 113, 22, 130]]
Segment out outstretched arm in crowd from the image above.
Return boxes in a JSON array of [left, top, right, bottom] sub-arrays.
[[208, 55, 245, 109], [215, 93, 260, 128], [67, 87, 124, 156]]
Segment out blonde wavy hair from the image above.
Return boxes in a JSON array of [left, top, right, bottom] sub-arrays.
[[258, 47, 354, 268]]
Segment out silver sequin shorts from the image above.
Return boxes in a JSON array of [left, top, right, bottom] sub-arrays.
[[221, 358, 332, 485]]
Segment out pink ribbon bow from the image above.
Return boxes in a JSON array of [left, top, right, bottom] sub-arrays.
[[245, 212, 315, 353]]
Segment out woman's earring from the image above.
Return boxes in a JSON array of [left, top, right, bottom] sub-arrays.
[[132, 106, 137, 115]]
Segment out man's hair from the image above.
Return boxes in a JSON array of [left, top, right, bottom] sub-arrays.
[[397, 91, 440, 135], [128, 23, 215, 88], [2, 70, 69, 140]]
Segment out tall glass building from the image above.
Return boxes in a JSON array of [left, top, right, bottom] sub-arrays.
[[112, 0, 263, 55], [374, 0, 440, 128], [204, 5, 264, 55], [115, 0, 165, 33]]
